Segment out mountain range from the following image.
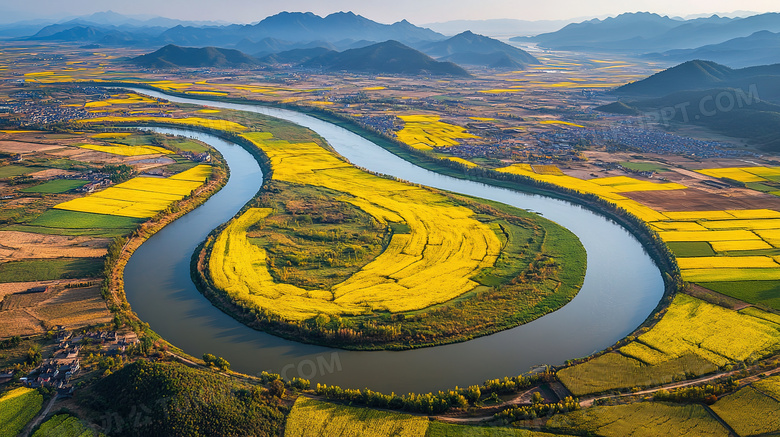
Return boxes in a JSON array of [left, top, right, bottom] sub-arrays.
[[518, 12, 780, 54], [645, 30, 780, 68], [132, 42, 470, 77]]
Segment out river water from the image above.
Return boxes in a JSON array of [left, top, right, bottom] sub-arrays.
[[122, 89, 663, 394]]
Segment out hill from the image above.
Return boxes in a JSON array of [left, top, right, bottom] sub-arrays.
[[647, 30, 780, 68], [519, 12, 780, 53], [304, 40, 470, 76], [78, 360, 287, 436], [420, 31, 538, 69], [614, 59, 780, 98], [132, 44, 260, 68], [258, 47, 335, 65], [600, 60, 780, 151]]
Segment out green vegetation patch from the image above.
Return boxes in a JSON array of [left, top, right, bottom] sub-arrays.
[[13, 209, 144, 237], [0, 258, 104, 282], [32, 414, 105, 437], [426, 421, 569, 436], [285, 397, 429, 437], [546, 402, 729, 437], [0, 165, 43, 179], [619, 161, 668, 172], [19, 179, 88, 194], [710, 378, 780, 436], [0, 388, 44, 437], [78, 360, 286, 437], [699, 280, 780, 310], [247, 181, 387, 290], [666, 241, 715, 257]]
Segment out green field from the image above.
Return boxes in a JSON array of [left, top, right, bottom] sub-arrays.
[[698, 280, 780, 310], [0, 165, 43, 179], [619, 162, 668, 172], [546, 402, 729, 437], [710, 377, 780, 436], [0, 388, 44, 437], [9, 209, 144, 237], [666, 241, 715, 257], [284, 397, 430, 437], [171, 139, 208, 153], [32, 414, 104, 437], [426, 422, 571, 436], [0, 257, 104, 282], [20, 179, 89, 194]]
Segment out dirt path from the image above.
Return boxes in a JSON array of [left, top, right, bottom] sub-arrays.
[[24, 394, 57, 435]]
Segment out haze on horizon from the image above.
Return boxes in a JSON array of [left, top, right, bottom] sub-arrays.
[[1, 0, 777, 25]]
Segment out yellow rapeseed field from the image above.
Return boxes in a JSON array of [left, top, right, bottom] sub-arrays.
[[79, 143, 172, 156], [207, 132, 502, 320], [76, 116, 247, 132], [395, 114, 478, 150], [54, 165, 211, 218]]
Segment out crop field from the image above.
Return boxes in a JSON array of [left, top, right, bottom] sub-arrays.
[[710, 377, 780, 436], [11, 209, 143, 237], [77, 116, 248, 132], [696, 166, 780, 183], [54, 165, 211, 218], [0, 387, 44, 437], [546, 402, 729, 437], [0, 164, 43, 179], [19, 179, 88, 194], [284, 397, 429, 437], [558, 294, 780, 395], [426, 422, 569, 436], [209, 132, 503, 320], [698, 281, 780, 310], [32, 414, 102, 437], [0, 257, 104, 282], [395, 114, 479, 150], [79, 142, 172, 156], [539, 120, 585, 128]]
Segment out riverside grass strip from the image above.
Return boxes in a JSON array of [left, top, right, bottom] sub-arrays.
[[208, 132, 503, 321]]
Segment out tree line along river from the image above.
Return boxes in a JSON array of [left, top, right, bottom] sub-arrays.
[[122, 88, 664, 394]]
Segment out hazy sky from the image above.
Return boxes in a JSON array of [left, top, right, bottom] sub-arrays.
[[2, 0, 778, 24]]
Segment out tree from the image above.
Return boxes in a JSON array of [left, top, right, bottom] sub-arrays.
[[269, 379, 285, 399]]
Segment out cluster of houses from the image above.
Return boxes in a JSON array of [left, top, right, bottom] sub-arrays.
[[18, 329, 139, 394]]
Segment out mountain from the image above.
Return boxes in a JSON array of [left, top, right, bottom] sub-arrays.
[[304, 40, 470, 76], [519, 12, 780, 53], [156, 12, 444, 48], [597, 88, 780, 151], [614, 59, 780, 98], [598, 60, 780, 151], [132, 44, 260, 68], [420, 31, 538, 69], [646, 30, 780, 68]]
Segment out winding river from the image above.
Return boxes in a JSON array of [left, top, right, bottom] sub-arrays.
[[123, 88, 664, 394]]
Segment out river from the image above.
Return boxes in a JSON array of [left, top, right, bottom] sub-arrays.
[[122, 89, 663, 394]]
